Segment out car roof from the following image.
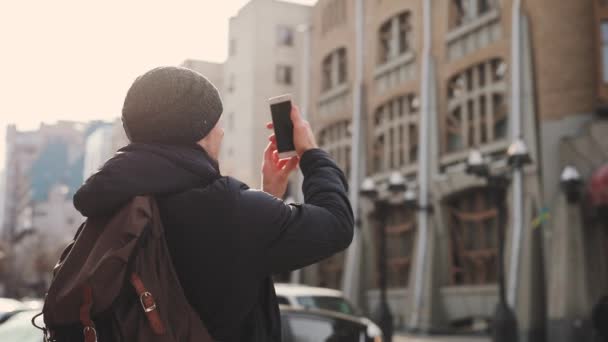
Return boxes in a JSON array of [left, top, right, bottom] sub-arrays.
[[278, 304, 366, 326], [0, 298, 25, 314], [274, 283, 344, 298]]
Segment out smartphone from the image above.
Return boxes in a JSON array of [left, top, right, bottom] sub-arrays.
[[269, 94, 297, 159]]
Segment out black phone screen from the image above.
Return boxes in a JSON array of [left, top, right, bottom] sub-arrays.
[[270, 100, 295, 153]]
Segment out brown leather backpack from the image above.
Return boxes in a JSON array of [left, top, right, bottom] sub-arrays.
[[40, 196, 214, 342]]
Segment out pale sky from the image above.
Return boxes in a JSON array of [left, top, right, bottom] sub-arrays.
[[0, 0, 316, 170]]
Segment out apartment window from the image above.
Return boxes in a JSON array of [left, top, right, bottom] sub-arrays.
[[229, 39, 236, 56], [227, 74, 235, 93], [277, 25, 294, 46], [451, 0, 497, 28], [321, 47, 348, 92], [276, 65, 293, 85], [445, 58, 507, 153], [446, 188, 501, 285], [378, 11, 411, 65], [373, 94, 419, 173], [602, 21, 608, 83]]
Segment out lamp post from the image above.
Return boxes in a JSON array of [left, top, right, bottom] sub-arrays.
[[360, 171, 406, 342], [560, 165, 582, 204], [465, 140, 530, 342]]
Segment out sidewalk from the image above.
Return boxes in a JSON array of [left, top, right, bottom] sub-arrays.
[[394, 334, 490, 342]]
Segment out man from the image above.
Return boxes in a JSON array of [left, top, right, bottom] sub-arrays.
[[73, 66, 354, 341]]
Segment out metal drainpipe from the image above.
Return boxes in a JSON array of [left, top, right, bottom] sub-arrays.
[[410, 0, 433, 331], [342, 0, 365, 303], [291, 23, 312, 285], [507, 0, 524, 309]]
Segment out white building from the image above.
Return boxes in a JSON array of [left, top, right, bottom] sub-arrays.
[[220, 0, 311, 188], [83, 124, 113, 180], [180, 59, 224, 94]]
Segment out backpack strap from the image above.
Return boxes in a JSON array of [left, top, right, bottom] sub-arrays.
[[130, 273, 166, 335], [79, 284, 97, 342]]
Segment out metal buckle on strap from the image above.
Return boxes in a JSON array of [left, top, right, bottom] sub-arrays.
[[83, 326, 98, 342], [140, 291, 157, 313]]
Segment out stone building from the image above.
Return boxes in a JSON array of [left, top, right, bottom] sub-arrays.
[[302, 1, 608, 341]]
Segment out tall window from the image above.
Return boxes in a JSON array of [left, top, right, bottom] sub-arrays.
[[321, 47, 348, 92], [277, 26, 294, 46], [445, 58, 507, 153], [378, 12, 411, 65], [451, 0, 497, 28], [276, 65, 293, 85], [373, 94, 419, 173], [316, 120, 351, 289], [446, 188, 501, 285], [602, 21, 608, 83], [318, 120, 351, 178]]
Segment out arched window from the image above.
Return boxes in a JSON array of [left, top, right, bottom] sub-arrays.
[[445, 58, 507, 153], [378, 11, 411, 65], [316, 120, 352, 289], [450, 0, 497, 28], [446, 188, 502, 285], [321, 48, 348, 93], [318, 120, 352, 179], [373, 94, 419, 174]]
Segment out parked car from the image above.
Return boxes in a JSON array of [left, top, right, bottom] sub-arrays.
[[275, 283, 360, 316], [0, 297, 26, 324], [280, 305, 383, 342], [0, 309, 43, 342]]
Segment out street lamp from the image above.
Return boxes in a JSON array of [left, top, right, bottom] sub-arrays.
[[560, 165, 582, 204], [466, 142, 530, 342], [361, 173, 407, 342]]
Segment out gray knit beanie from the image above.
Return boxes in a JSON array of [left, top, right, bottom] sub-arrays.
[[122, 66, 223, 145]]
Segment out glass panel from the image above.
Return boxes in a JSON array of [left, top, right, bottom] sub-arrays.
[[296, 296, 357, 316], [603, 22, 608, 82]]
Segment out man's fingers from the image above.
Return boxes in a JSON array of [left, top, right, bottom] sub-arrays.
[[268, 134, 277, 144], [264, 142, 274, 163], [272, 150, 280, 164], [266, 122, 274, 130]]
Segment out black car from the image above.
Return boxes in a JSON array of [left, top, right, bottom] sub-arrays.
[[280, 305, 383, 342]]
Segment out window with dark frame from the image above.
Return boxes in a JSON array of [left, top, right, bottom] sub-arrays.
[[378, 11, 411, 65], [445, 58, 507, 153], [372, 94, 419, 173], [277, 25, 294, 46], [451, 0, 496, 28], [321, 47, 348, 93], [276, 65, 293, 85]]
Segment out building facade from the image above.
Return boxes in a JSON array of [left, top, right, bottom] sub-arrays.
[[304, 1, 607, 342], [220, 0, 311, 188], [1, 121, 91, 296], [180, 59, 224, 95]]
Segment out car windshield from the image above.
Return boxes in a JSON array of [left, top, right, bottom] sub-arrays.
[[296, 296, 357, 316]]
